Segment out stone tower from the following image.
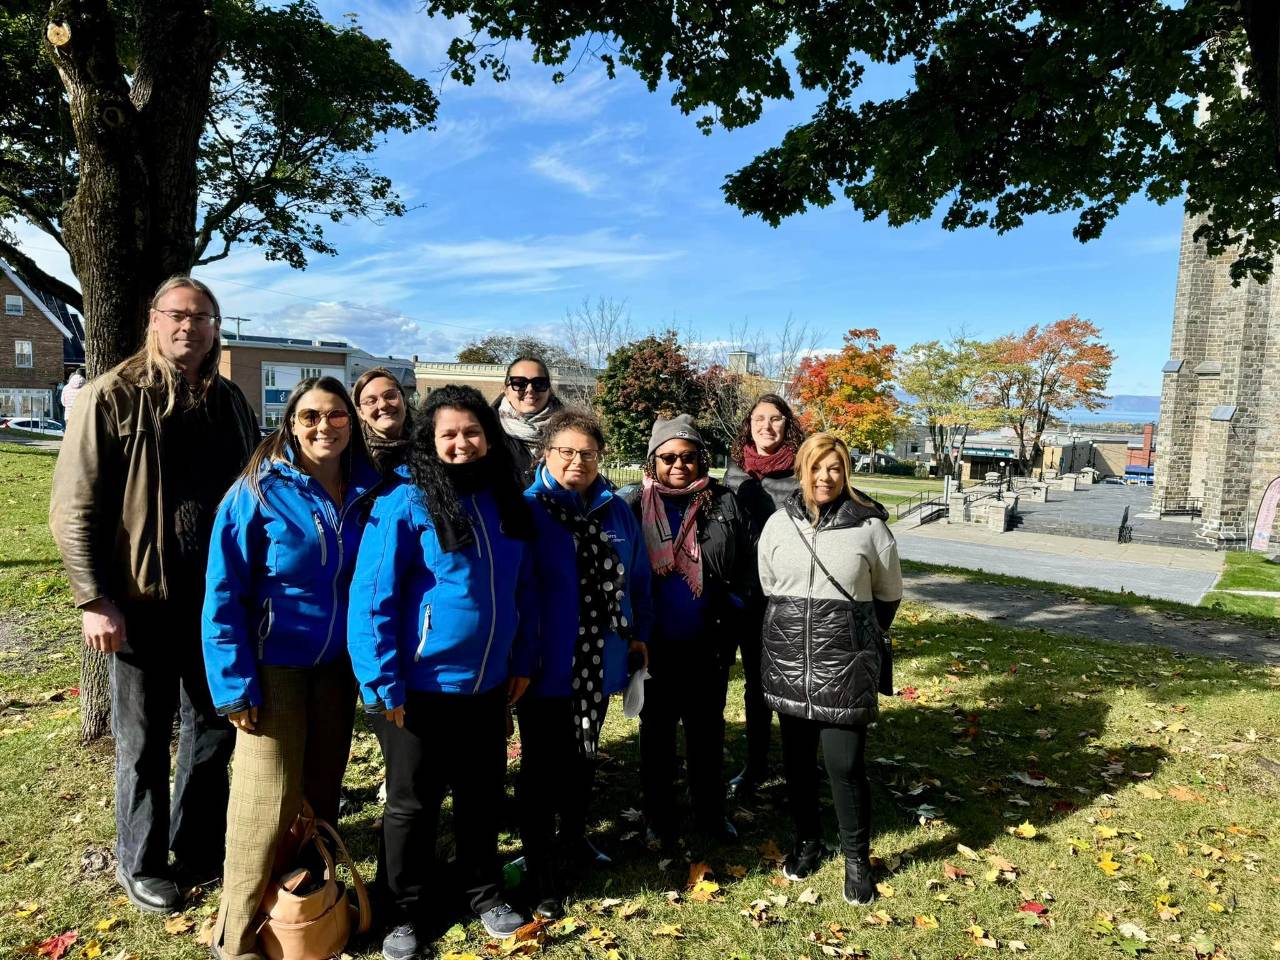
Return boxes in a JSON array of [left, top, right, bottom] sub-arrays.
[[1153, 209, 1280, 548]]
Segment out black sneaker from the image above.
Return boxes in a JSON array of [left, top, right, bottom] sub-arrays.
[[843, 856, 875, 905], [781, 839, 828, 881], [480, 902, 527, 938], [381, 923, 420, 960]]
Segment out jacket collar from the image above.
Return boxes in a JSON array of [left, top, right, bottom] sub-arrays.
[[783, 488, 888, 530], [266, 446, 381, 504], [528, 462, 615, 514]]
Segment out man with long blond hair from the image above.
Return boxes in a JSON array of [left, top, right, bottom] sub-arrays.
[[50, 277, 258, 914]]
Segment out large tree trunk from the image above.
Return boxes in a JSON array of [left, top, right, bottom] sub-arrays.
[[45, 0, 218, 742]]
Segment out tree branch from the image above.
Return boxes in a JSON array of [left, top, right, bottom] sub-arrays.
[[0, 235, 83, 312], [0, 183, 67, 248]]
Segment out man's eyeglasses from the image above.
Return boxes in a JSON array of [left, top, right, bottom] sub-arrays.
[[550, 446, 600, 464], [294, 409, 351, 428], [154, 308, 218, 325], [655, 451, 700, 466], [507, 376, 551, 394], [359, 390, 401, 409]]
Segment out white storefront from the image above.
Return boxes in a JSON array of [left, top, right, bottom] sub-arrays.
[[260, 362, 346, 427]]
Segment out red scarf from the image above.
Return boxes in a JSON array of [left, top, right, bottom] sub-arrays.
[[742, 442, 796, 481]]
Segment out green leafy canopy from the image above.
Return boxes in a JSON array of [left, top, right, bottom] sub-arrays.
[[429, 1, 1280, 281]]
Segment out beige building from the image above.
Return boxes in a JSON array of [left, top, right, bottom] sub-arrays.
[[414, 360, 600, 405], [220, 333, 415, 427]]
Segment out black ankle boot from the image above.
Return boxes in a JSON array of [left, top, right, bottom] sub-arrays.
[[843, 855, 875, 905]]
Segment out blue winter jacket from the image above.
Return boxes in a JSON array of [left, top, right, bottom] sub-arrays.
[[346, 468, 538, 711], [523, 464, 653, 699], [202, 453, 382, 715]]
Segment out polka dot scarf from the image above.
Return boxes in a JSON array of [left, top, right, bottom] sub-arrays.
[[537, 493, 631, 758]]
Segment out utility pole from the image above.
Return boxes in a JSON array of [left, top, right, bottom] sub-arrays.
[[224, 315, 254, 339]]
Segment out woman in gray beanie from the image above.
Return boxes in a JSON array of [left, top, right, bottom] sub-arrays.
[[622, 414, 751, 851]]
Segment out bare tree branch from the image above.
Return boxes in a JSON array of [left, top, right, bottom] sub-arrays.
[[0, 234, 83, 312]]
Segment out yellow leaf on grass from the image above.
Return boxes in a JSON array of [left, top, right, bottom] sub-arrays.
[[956, 843, 982, 861], [93, 919, 119, 933], [15, 902, 39, 918], [1010, 822, 1038, 839], [875, 882, 895, 898], [1135, 784, 1163, 800], [1097, 851, 1121, 876], [441, 954, 482, 960], [163, 915, 195, 936], [1094, 826, 1119, 840], [1207, 902, 1226, 913], [82, 943, 103, 960], [653, 924, 684, 938], [913, 914, 939, 929], [687, 880, 720, 903]]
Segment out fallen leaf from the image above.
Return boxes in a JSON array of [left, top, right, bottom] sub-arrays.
[[758, 839, 784, 864], [686, 862, 713, 887], [441, 954, 482, 960], [1019, 901, 1048, 915], [442, 924, 467, 943], [1167, 786, 1206, 804], [1097, 851, 1122, 876], [1010, 821, 1038, 840], [1095, 826, 1119, 840], [725, 864, 748, 879], [15, 902, 40, 918], [863, 910, 894, 927], [91, 920, 119, 934], [687, 880, 720, 903], [197, 918, 216, 946], [163, 915, 194, 936], [956, 843, 982, 861], [1117, 922, 1150, 942], [943, 862, 969, 881], [913, 914, 939, 929], [797, 887, 820, 904], [1135, 784, 1163, 800], [652, 923, 683, 938], [27, 931, 78, 960], [874, 882, 895, 898], [81, 943, 102, 960]]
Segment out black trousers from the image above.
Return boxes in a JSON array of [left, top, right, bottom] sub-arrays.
[[737, 597, 773, 777], [110, 599, 234, 880], [640, 648, 729, 836], [778, 713, 871, 858], [515, 695, 606, 884], [372, 686, 508, 920]]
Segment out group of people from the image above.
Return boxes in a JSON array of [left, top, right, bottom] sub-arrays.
[[49, 276, 903, 960]]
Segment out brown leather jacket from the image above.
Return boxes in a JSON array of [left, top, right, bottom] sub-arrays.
[[49, 368, 258, 608]]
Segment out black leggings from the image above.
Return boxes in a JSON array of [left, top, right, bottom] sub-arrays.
[[778, 713, 870, 857]]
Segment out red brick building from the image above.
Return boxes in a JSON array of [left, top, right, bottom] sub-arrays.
[[0, 259, 73, 420]]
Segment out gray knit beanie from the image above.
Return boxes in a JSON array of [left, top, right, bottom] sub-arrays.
[[647, 413, 705, 457]]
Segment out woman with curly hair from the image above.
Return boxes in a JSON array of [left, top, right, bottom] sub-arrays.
[[346, 385, 537, 959], [721, 394, 807, 798], [623, 414, 751, 853]]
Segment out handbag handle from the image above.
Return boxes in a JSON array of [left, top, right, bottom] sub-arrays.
[[314, 818, 372, 935]]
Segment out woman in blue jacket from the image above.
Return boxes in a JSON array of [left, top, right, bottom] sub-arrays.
[[202, 376, 379, 960], [517, 409, 652, 922], [347, 385, 537, 960]]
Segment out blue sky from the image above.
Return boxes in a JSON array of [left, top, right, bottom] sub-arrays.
[[19, 0, 1186, 396]]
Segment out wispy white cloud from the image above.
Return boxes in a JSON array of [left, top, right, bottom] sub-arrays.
[[529, 151, 604, 194], [528, 123, 653, 196]]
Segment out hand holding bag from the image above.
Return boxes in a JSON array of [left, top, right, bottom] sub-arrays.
[[256, 803, 372, 960]]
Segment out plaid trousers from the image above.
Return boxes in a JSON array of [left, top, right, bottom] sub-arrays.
[[213, 658, 356, 960]]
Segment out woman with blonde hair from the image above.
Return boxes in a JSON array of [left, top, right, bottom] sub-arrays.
[[756, 432, 902, 905]]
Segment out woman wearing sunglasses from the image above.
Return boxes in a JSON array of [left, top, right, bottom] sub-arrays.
[[516, 409, 652, 921], [347, 386, 538, 959], [202, 376, 380, 960], [623, 415, 750, 853], [493, 356, 563, 483]]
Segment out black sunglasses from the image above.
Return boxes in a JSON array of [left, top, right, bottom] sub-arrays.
[[655, 451, 700, 466], [506, 376, 551, 394]]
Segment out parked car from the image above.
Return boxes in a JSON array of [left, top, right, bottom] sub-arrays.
[[2, 417, 65, 437]]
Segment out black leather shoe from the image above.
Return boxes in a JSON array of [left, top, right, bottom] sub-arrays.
[[533, 894, 565, 920], [115, 865, 182, 914], [843, 856, 875, 905]]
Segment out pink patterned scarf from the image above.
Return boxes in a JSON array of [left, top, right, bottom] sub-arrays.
[[640, 474, 712, 597]]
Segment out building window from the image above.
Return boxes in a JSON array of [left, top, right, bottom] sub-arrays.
[[14, 340, 33, 368], [4, 295, 22, 316], [301, 366, 321, 379], [263, 407, 284, 428], [263, 366, 276, 387]]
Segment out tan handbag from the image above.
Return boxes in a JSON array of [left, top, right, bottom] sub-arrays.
[[256, 803, 372, 960]]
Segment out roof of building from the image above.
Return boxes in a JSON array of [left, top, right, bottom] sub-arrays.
[[0, 259, 73, 340]]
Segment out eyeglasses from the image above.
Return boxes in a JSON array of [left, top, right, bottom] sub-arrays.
[[550, 446, 600, 464], [507, 376, 551, 394], [154, 308, 219, 325], [751, 415, 787, 427], [294, 409, 351, 428], [359, 390, 401, 409], [655, 451, 700, 466]]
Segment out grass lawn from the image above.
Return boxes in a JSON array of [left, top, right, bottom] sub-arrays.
[[1201, 554, 1280, 619], [4, 448, 1280, 960]]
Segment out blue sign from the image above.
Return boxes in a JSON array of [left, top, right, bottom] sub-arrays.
[[265, 388, 290, 404]]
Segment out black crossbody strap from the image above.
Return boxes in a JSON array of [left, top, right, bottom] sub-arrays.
[[790, 517, 856, 604]]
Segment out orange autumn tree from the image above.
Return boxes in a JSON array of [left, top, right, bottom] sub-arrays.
[[979, 315, 1115, 472], [791, 328, 901, 463]]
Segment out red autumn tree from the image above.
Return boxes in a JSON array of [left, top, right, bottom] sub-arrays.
[[978, 315, 1115, 471], [791, 328, 901, 462]]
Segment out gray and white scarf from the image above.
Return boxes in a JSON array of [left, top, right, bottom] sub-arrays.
[[496, 394, 561, 453]]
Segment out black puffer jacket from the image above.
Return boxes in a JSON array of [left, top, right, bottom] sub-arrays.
[[759, 492, 896, 726], [723, 460, 799, 544]]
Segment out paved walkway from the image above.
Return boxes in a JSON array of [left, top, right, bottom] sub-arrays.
[[896, 520, 1222, 605], [901, 568, 1280, 665]]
